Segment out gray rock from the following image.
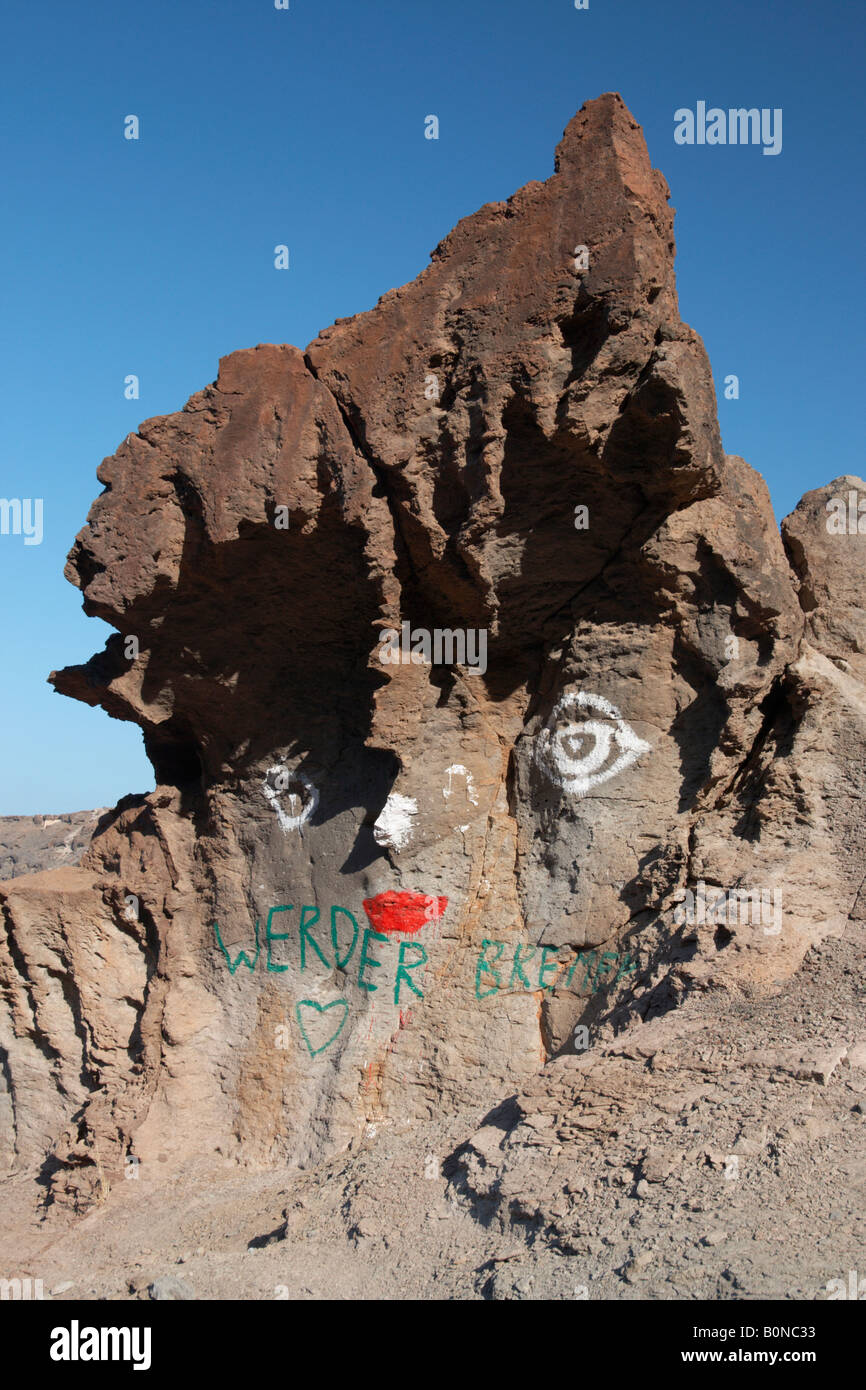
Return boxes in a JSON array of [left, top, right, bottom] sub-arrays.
[[148, 1276, 195, 1301]]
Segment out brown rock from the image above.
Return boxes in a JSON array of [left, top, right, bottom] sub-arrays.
[[0, 94, 862, 1222]]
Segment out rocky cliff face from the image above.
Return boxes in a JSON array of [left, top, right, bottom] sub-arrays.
[[1, 94, 863, 1216]]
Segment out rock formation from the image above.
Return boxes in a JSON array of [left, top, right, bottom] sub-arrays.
[[1, 94, 863, 1231]]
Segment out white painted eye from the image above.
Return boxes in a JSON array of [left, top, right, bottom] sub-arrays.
[[535, 690, 650, 797], [263, 766, 319, 831]]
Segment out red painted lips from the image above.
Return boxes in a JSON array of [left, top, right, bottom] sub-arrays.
[[362, 892, 448, 935]]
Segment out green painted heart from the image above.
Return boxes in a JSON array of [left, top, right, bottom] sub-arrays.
[[295, 998, 349, 1056]]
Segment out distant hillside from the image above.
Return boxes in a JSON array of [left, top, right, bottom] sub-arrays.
[[0, 810, 106, 880]]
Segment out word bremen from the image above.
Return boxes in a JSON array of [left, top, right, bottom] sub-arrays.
[[476, 941, 636, 999]]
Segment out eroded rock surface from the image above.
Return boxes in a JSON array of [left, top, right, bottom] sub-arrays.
[[0, 94, 863, 1234]]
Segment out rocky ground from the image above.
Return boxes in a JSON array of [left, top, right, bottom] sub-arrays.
[[0, 810, 106, 880], [2, 919, 862, 1302]]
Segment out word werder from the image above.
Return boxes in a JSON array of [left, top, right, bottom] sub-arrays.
[[213, 905, 428, 1007]]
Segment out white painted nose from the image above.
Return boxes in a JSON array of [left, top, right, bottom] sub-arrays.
[[372, 792, 418, 850]]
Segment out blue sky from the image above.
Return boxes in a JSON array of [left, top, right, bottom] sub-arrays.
[[1, 0, 863, 814]]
